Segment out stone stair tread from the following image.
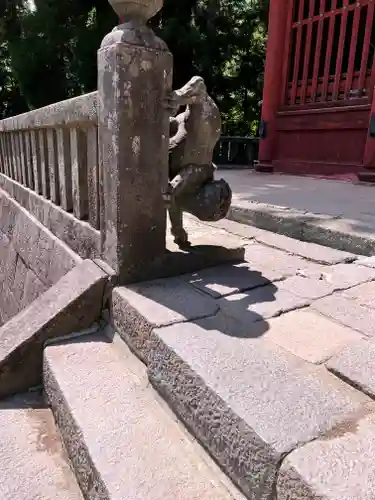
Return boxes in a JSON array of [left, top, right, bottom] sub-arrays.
[[44, 331, 238, 500], [0, 392, 83, 500], [148, 315, 372, 498]]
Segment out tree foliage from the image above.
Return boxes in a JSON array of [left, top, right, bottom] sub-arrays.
[[0, 0, 268, 134]]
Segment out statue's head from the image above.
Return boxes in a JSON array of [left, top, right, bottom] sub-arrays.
[[175, 76, 208, 106], [181, 178, 232, 222]]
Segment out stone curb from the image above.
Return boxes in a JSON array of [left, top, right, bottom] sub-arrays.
[[228, 203, 375, 257]]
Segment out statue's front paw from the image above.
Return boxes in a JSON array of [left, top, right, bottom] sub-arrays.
[[173, 229, 191, 249], [175, 237, 191, 250]]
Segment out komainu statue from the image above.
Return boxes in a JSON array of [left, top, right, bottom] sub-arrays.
[[164, 76, 232, 248]]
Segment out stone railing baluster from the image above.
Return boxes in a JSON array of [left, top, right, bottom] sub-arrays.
[[56, 128, 73, 212]]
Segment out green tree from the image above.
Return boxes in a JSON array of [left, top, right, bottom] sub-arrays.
[[0, 0, 268, 134]]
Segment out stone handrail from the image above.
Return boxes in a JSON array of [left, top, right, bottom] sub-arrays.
[[0, 92, 100, 228], [0, 92, 98, 131]]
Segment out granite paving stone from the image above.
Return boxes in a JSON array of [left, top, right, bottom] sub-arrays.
[[149, 318, 371, 500], [278, 275, 335, 300], [261, 310, 362, 363], [0, 394, 84, 500], [342, 281, 375, 309], [308, 262, 375, 290], [254, 230, 356, 265], [244, 242, 324, 279], [111, 278, 219, 362], [312, 294, 375, 337], [218, 285, 309, 324], [185, 215, 262, 240], [44, 333, 239, 500], [277, 410, 375, 500], [356, 256, 375, 268], [327, 339, 375, 398], [182, 262, 275, 298]]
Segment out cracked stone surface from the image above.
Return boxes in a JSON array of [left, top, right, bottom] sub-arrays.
[[1, 200, 374, 500], [277, 408, 375, 500], [112, 214, 375, 500]]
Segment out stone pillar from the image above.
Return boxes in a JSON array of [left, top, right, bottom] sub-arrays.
[[98, 0, 173, 283], [358, 86, 375, 183], [257, 0, 291, 173]]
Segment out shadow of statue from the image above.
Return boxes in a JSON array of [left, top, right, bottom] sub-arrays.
[[127, 262, 278, 340], [183, 263, 278, 339]]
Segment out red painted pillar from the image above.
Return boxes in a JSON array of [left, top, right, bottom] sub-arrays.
[[256, 0, 292, 173], [359, 86, 375, 182]]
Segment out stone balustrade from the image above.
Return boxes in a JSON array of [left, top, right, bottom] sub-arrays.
[[0, 92, 100, 229]]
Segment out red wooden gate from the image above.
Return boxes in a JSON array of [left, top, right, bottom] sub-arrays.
[[260, 0, 375, 178], [284, 0, 375, 108]]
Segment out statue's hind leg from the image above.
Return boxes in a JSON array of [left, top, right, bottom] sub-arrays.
[[168, 203, 191, 249]]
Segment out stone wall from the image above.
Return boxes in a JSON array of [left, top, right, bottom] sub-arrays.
[[0, 188, 82, 325]]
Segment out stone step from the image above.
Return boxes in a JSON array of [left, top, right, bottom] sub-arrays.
[[0, 391, 83, 500], [146, 315, 374, 500], [43, 330, 242, 500]]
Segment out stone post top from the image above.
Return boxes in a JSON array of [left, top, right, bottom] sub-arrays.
[[108, 0, 164, 22], [102, 0, 168, 49]]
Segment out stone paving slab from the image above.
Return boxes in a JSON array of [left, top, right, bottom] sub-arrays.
[[108, 215, 375, 500], [277, 408, 375, 500], [357, 255, 375, 268], [253, 229, 356, 265], [191, 216, 261, 240], [300, 262, 375, 289], [312, 294, 375, 337], [327, 339, 375, 399], [44, 331, 239, 500], [342, 281, 375, 309], [244, 242, 324, 278], [218, 170, 375, 255], [148, 319, 371, 500], [111, 278, 219, 362], [260, 310, 363, 364], [277, 275, 335, 300], [0, 393, 84, 500], [218, 285, 309, 323], [182, 262, 274, 299]]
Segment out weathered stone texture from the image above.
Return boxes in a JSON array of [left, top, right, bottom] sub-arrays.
[[0, 189, 82, 325], [342, 281, 375, 309], [0, 91, 97, 132], [111, 279, 218, 362], [182, 262, 273, 299], [0, 173, 100, 258], [254, 229, 357, 264], [148, 320, 370, 500], [0, 393, 84, 500], [0, 259, 107, 397], [357, 256, 375, 268], [44, 331, 237, 500], [277, 275, 335, 300], [98, 23, 172, 283], [312, 294, 375, 337], [327, 339, 375, 399], [277, 409, 375, 500], [218, 285, 309, 323], [244, 242, 323, 281], [261, 310, 362, 363]]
